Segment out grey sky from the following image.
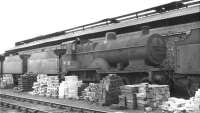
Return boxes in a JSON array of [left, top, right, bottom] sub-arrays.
[[0, 0, 176, 53]]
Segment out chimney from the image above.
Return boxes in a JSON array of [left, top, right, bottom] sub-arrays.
[[104, 32, 116, 43], [141, 26, 150, 35]]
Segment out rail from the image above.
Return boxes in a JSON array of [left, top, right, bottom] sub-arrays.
[[0, 92, 110, 113]]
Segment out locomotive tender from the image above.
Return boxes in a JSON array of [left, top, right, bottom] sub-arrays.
[[0, 0, 200, 97]]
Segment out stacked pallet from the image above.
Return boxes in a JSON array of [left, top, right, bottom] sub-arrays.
[[98, 74, 124, 106], [0, 74, 14, 89], [119, 83, 170, 109], [17, 74, 35, 91]]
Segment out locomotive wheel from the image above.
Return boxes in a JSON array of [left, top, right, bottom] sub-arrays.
[[187, 80, 200, 97]]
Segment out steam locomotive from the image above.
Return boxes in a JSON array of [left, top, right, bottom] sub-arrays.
[[0, 0, 200, 97]]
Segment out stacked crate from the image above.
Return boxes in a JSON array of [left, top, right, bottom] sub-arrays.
[[17, 74, 35, 91], [98, 74, 124, 106], [119, 83, 170, 109], [119, 85, 139, 109], [142, 84, 170, 108]]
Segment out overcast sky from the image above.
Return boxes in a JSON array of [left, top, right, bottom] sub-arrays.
[[0, 0, 176, 54]]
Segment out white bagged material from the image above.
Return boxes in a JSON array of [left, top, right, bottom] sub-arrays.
[[59, 76, 79, 99], [59, 81, 66, 98], [67, 79, 78, 99], [161, 89, 200, 113], [32, 74, 59, 97], [32, 74, 48, 95]]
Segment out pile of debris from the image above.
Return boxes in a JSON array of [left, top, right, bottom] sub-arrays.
[[119, 83, 170, 110], [82, 83, 100, 102], [0, 74, 14, 89], [32, 74, 48, 96], [31, 74, 59, 98], [46, 76, 59, 98], [161, 89, 200, 113]]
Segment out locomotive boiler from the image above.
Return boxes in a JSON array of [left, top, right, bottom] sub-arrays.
[[63, 29, 166, 72]]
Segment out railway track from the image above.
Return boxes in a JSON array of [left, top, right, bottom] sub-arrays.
[[0, 89, 156, 113], [0, 93, 108, 113]]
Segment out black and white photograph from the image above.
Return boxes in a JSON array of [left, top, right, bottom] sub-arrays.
[[0, 0, 199, 113]]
